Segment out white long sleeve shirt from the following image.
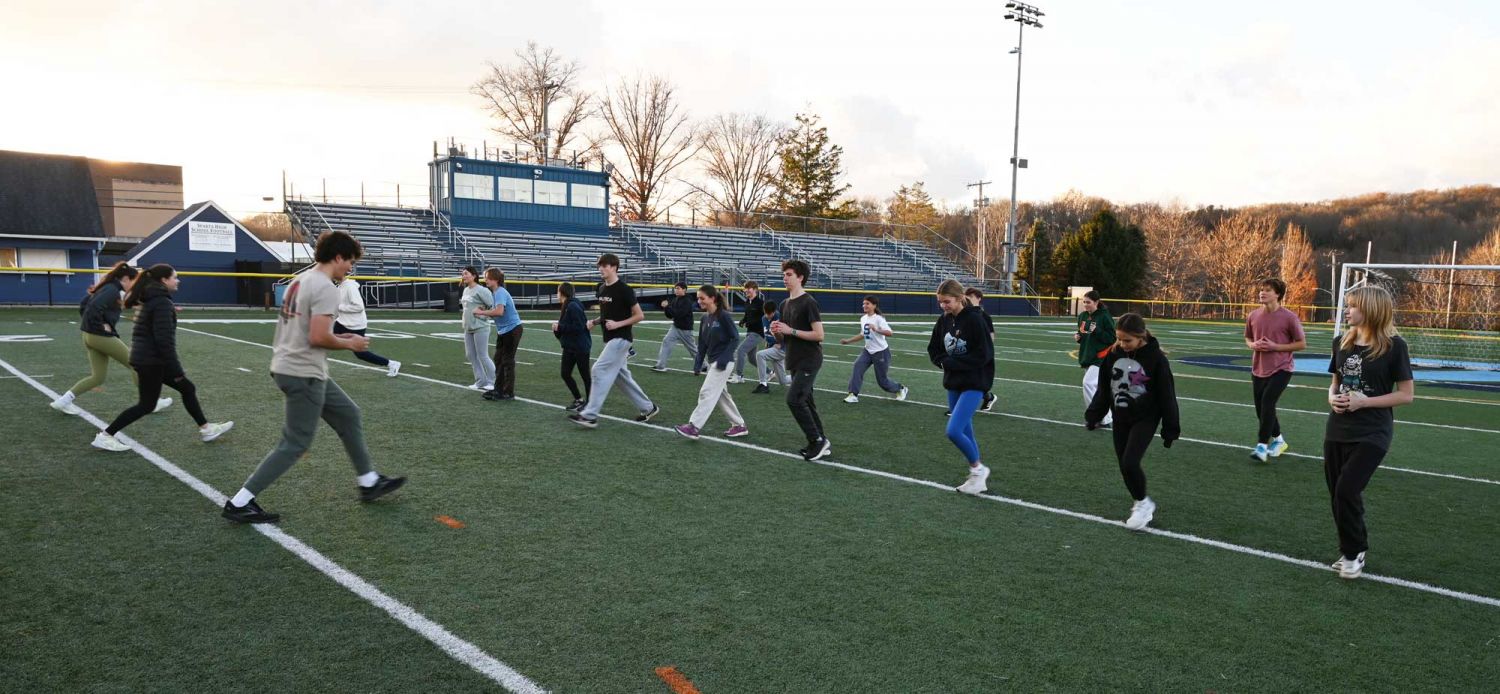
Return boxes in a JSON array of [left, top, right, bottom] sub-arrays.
[[336, 278, 369, 330]]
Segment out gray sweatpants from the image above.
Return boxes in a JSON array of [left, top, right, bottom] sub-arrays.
[[244, 373, 374, 495], [464, 325, 495, 387], [756, 344, 791, 386], [733, 334, 761, 378], [654, 325, 698, 369], [582, 338, 655, 419], [848, 348, 902, 395]]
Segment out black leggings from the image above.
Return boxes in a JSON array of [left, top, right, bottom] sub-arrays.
[[333, 322, 390, 367], [1323, 440, 1387, 559], [1252, 370, 1293, 443], [560, 348, 591, 400], [1112, 416, 1160, 501], [106, 365, 207, 435]]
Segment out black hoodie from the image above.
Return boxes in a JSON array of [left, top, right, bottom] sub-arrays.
[[927, 305, 995, 393], [663, 293, 695, 330], [129, 284, 183, 375], [1086, 335, 1180, 442], [739, 294, 766, 336], [79, 281, 126, 337]]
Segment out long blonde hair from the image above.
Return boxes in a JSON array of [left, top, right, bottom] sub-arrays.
[[1341, 285, 1398, 360]]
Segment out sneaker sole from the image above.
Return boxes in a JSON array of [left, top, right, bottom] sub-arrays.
[[361, 478, 407, 502], [675, 429, 700, 440], [91, 441, 130, 452], [222, 510, 281, 524], [807, 446, 832, 461], [570, 418, 598, 429], [638, 408, 661, 423], [724, 431, 749, 438]]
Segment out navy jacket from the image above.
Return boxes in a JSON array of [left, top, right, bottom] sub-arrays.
[[554, 298, 592, 353], [79, 281, 126, 337], [927, 305, 995, 393], [694, 310, 741, 372], [129, 284, 183, 374], [663, 294, 696, 330]]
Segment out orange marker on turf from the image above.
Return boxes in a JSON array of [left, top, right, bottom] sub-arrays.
[[434, 515, 465, 529], [654, 665, 702, 694]]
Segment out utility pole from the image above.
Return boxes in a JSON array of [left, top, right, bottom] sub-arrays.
[[1326, 249, 1342, 323], [1002, 2, 1044, 293], [967, 180, 992, 281]]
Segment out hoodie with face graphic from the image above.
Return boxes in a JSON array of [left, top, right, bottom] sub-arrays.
[[926, 305, 995, 393], [1085, 335, 1180, 441]]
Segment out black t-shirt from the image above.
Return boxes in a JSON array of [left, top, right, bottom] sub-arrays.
[[1325, 335, 1413, 450], [595, 280, 638, 343], [780, 293, 823, 371]]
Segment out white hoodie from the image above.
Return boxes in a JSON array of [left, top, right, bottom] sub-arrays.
[[336, 278, 369, 331]]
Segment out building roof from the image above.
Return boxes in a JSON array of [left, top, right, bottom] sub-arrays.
[[0, 150, 106, 238]]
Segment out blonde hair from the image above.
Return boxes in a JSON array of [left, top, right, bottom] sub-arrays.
[[936, 279, 967, 299], [1341, 285, 1398, 360]]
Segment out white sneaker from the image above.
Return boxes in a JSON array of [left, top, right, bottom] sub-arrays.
[[896, 385, 909, 401], [1249, 444, 1269, 463], [91, 432, 130, 452], [956, 464, 990, 495], [153, 397, 173, 413], [468, 383, 488, 392], [387, 360, 402, 377], [1337, 551, 1366, 579], [727, 373, 744, 384], [1124, 497, 1156, 531], [1268, 438, 1288, 457], [200, 421, 234, 442], [50, 397, 81, 416], [843, 393, 859, 404]]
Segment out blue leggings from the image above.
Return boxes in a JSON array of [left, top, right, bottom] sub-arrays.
[[946, 390, 984, 464]]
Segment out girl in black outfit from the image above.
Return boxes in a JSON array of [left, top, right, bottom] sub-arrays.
[[51, 263, 173, 416], [92, 264, 233, 452], [552, 282, 593, 411], [927, 279, 995, 496]]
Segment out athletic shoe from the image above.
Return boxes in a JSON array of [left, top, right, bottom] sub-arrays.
[[752, 384, 771, 394], [674, 424, 700, 440], [802, 438, 832, 461], [567, 399, 586, 412], [91, 432, 131, 452], [153, 397, 173, 413], [780, 377, 792, 386], [896, 385, 909, 402], [728, 374, 745, 384], [482, 389, 500, 401], [50, 397, 81, 415], [359, 474, 407, 502], [636, 404, 661, 422], [1097, 421, 1111, 430], [1124, 497, 1156, 531], [1249, 443, 1269, 463], [628, 347, 637, 358], [843, 393, 859, 404], [467, 383, 488, 392], [944, 409, 952, 417], [387, 360, 402, 377], [1269, 438, 1289, 457], [981, 393, 996, 412], [569, 413, 598, 429], [200, 421, 234, 442], [221, 499, 280, 524], [650, 366, 668, 373], [1338, 551, 1366, 579], [956, 464, 990, 495], [1330, 551, 1367, 573], [723, 425, 749, 438]]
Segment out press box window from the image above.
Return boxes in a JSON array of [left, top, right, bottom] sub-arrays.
[[498, 177, 533, 203], [454, 173, 493, 200], [535, 180, 567, 206], [571, 184, 606, 209]]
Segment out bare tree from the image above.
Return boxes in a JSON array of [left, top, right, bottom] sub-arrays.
[[1202, 209, 1280, 306], [598, 75, 700, 222], [471, 42, 593, 159], [688, 113, 783, 227], [1140, 206, 1207, 313]]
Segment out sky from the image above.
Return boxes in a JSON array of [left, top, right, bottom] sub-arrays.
[[2, 0, 1497, 219]]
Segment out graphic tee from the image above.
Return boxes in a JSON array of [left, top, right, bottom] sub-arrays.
[[1325, 335, 1413, 450], [272, 269, 341, 379], [860, 314, 892, 353]]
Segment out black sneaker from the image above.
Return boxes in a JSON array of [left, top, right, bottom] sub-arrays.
[[567, 399, 586, 411], [636, 404, 661, 422], [222, 499, 280, 524], [802, 438, 832, 461], [497, 393, 516, 401], [981, 393, 996, 412], [752, 384, 770, 394], [481, 389, 501, 401], [359, 475, 407, 502], [569, 413, 598, 428], [944, 409, 952, 417]]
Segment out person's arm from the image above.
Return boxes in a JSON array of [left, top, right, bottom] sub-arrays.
[[715, 313, 739, 369], [150, 300, 184, 376], [1244, 317, 1258, 351], [1157, 360, 1180, 446], [874, 316, 895, 337], [927, 321, 946, 367], [838, 327, 865, 345], [1084, 355, 1111, 426], [1346, 380, 1414, 411], [473, 288, 501, 317]]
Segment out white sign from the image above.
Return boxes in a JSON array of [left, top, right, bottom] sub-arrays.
[[188, 221, 236, 253]]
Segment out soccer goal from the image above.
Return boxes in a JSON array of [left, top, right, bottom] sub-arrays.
[[1335, 262, 1500, 372]]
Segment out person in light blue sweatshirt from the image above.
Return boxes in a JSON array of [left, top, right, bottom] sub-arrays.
[[477, 268, 523, 400]]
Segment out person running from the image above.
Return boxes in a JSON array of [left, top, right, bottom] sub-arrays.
[[569, 254, 659, 428], [731, 281, 765, 384], [1323, 285, 1414, 580], [652, 281, 699, 373], [927, 280, 996, 495], [458, 266, 496, 392], [1084, 313, 1181, 531], [1244, 277, 1306, 462], [552, 281, 592, 411], [675, 285, 749, 440], [221, 231, 405, 524], [51, 262, 172, 416], [1075, 290, 1115, 428], [838, 295, 908, 404], [964, 287, 998, 412], [752, 300, 791, 393], [479, 268, 523, 401], [335, 273, 400, 377], [770, 260, 830, 461], [91, 264, 233, 452]]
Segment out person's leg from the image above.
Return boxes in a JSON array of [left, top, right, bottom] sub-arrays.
[[161, 373, 208, 426], [734, 338, 758, 379], [105, 365, 166, 435], [580, 340, 628, 419], [475, 326, 495, 387], [243, 375, 326, 495], [847, 349, 873, 395], [771, 348, 789, 385], [1083, 364, 1112, 425], [68, 333, 116, 396], [318, 378, 376, 477], [654, 327, 677, 369], [610, 345, 655, 412], [1252, 375, 1271, 443], [578, 352, 592, 400], [689, 363, 733, 428], [715, 369, 746, 427], [560, 350, 583, 400], [872, 348, 902, 393], [1262, 370, 1292, 442], [348, 327, 390, 367], [786, 367, 823, 445], [1116, 417, 1158, 501], [805, 365, 824, 437], [756, 346, 773, 384], [498, 325, 522, 396], [1330, 442, 1387, 559], [945, 390, 984, 463], [463, 329, 483, 385], [678, 327, 699, 364]]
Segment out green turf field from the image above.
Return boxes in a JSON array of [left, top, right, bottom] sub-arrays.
[[3, 307, 1497, 692]]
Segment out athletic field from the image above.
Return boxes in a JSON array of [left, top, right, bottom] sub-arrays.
[[3, 307, 1497, 692]]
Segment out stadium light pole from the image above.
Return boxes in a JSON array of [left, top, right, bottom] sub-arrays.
[[1002, 2, 1043, 293], [540, 81, 560, 162]]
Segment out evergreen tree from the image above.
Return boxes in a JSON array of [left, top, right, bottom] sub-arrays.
[[769, 112, 855, 225], [1049, 208, 1149, 300], [887, 181, 940, 229], [1017, 219, 1055, 294]]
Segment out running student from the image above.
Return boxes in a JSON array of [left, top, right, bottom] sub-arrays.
[[1323, 285, 1414, 580], [1085, 313, 1181, 531], [1244, 277, 1306, 462], [927, 280, 995, 495], [675, 285, 749, 440], [478, 268, 523, 401], [731, 281, 764, 384], [51, 262, 173, 416], [222, 231, 405, 524], [569, 253, 659, 428], [752, 300, 791, 393], [335, 273, 400, 377], [91, 264, 233, 452], [770, 260, 830, 461], [964, 287, 997, 412], [552, 281, 592, 411], [837, 295, 908, 403], [1074, 290, 1115, 428], [653, 281, 699, 373], [459, 266, 495, 392]]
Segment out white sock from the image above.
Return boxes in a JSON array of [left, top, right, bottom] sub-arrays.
[[230, 488, 255, 507], [357, 471, 379, 488], [57, 391, 76, 404]]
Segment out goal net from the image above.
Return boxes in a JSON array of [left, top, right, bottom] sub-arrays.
[[1336, 263, 1500, 372]]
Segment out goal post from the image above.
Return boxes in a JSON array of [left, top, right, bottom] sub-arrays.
[[1335, 262, 1500, 371]]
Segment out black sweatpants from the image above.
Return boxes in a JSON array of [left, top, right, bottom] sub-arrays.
[[333, 322, 390, 367], [786, 362, 825, 446], [493, 326, 524, 397], [1252, 370, 1293, 444], [1112, 416, 1159, 501], [1323, 440, 1386, 559], [560, 348, 591, 401], [106, 365, 207, 435]]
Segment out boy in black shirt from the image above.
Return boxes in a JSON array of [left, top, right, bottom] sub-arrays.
[[769, 260, 830, 460], [569, 254, 660, 428]]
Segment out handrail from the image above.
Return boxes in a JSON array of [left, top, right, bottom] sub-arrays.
[[429, 205, 486, 268], [756, 223, 839, 288]]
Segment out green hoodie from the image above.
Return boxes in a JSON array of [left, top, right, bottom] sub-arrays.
[[1075, 307, 1115, 368]]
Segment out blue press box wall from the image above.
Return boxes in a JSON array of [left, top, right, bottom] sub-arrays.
[[433, 157, 610, 235]]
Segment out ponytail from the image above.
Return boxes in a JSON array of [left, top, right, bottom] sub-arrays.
[[125, 264, 174, 308], [91, 261, 138, 295]]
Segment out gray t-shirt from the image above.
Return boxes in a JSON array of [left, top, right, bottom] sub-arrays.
[[271, 268, 341, 379]]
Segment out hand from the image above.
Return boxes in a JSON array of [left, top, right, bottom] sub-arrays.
[[1085, 420, 1099, 431], [1251, 338, 1274, 352], [1074, 333, 1082, 343], [587, 318, 597, 330], [604, 319, 622, 331], [660, 300, 669, 308], [347, 334, 371, 352], [1343, 391, 1368, 412], [1329, 391, 1350, 413], [551, 321, 560, 331], [1162, 437, 1176, 449]]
